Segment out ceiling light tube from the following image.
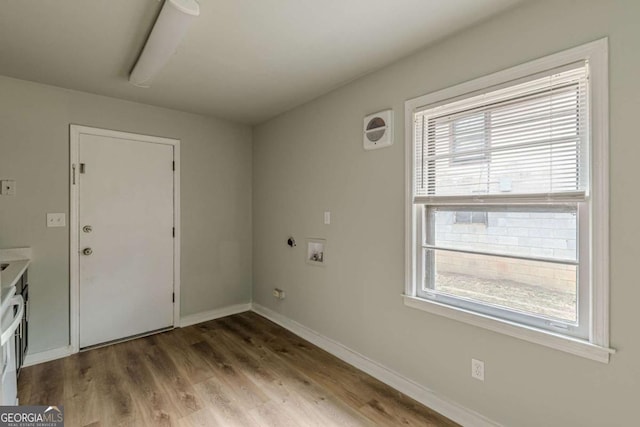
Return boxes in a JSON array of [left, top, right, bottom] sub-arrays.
[[129, 0, 200, 87]]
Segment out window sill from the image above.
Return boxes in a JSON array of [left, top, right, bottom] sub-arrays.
[[402, 295, 615, 363]]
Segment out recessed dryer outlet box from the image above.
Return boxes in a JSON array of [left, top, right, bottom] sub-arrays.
[[306, 238, 326, 266]]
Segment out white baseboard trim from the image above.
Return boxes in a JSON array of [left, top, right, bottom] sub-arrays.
[[180, 303, 252, 327], [251, 303, 501, 427], [23, 345, 74, 368]]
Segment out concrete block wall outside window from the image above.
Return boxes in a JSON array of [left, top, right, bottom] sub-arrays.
[[436, 211, 576, 291]]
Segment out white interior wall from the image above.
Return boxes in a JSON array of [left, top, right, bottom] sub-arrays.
[[0, 76, 253, 353], [1, 0, 638, 424], [252, 1, 639, 425]]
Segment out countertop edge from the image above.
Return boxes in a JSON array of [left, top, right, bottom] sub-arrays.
[[1, 259, 30, 290]]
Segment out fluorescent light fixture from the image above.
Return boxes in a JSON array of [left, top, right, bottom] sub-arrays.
[[129, 0, 200, 87]]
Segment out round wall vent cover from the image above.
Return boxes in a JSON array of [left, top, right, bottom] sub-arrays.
[[365, 117, 387, 142], [363, 110, 393, 150]]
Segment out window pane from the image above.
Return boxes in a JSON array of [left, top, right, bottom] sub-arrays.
[[431, 207, 577, 261], [454, 211, 488, 224], [425, 249, 577, 322], [413, 65, 589, 199], [451, 113, 487, 163]]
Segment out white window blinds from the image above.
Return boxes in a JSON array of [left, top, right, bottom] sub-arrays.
[[413, 62, 589, 204]]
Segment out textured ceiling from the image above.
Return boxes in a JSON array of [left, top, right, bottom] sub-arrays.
[[0, 0, 523, 124]]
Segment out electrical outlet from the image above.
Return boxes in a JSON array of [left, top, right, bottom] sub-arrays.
[[272, 288, 286, 300], [471, 359, 485, 381]]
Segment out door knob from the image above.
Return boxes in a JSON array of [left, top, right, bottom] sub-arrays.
[[82, 225, 92, 233], [82, 248, 93, 256]]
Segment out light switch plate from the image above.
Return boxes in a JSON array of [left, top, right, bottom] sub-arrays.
[[1, 180, 16, 196], [47, 213, 66, 228], [324, 211, 331, 225]]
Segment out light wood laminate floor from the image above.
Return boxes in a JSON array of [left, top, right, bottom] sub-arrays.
[[19, 312, 458, 426]]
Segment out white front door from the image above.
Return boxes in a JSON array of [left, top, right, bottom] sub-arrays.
[[78, 132, 175, 348]]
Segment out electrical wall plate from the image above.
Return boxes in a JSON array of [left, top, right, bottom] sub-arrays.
[[272, 288, 286, 300], [47, 213, 66, 228], [471, 358, 485, 381], [363, 109, 393, 150]]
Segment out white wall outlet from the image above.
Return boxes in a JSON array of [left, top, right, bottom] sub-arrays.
[[324, 211, 331, 225], [471, 358, 485, 381], [272, 288, 286, 300], [1, 180, 16, 196], [47, 213, 66, 228]]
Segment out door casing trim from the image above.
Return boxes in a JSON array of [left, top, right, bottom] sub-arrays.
[[69, 124, 181, 353]]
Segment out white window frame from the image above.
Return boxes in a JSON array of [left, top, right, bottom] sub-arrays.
[[404, 39, 613, 363], [417, 204, 589, 339]]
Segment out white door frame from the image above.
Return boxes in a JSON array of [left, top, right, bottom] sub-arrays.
[[69, 125, 181, 353]]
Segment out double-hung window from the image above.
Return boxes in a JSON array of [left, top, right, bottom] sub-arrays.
[[405, 40, 612, 362]]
